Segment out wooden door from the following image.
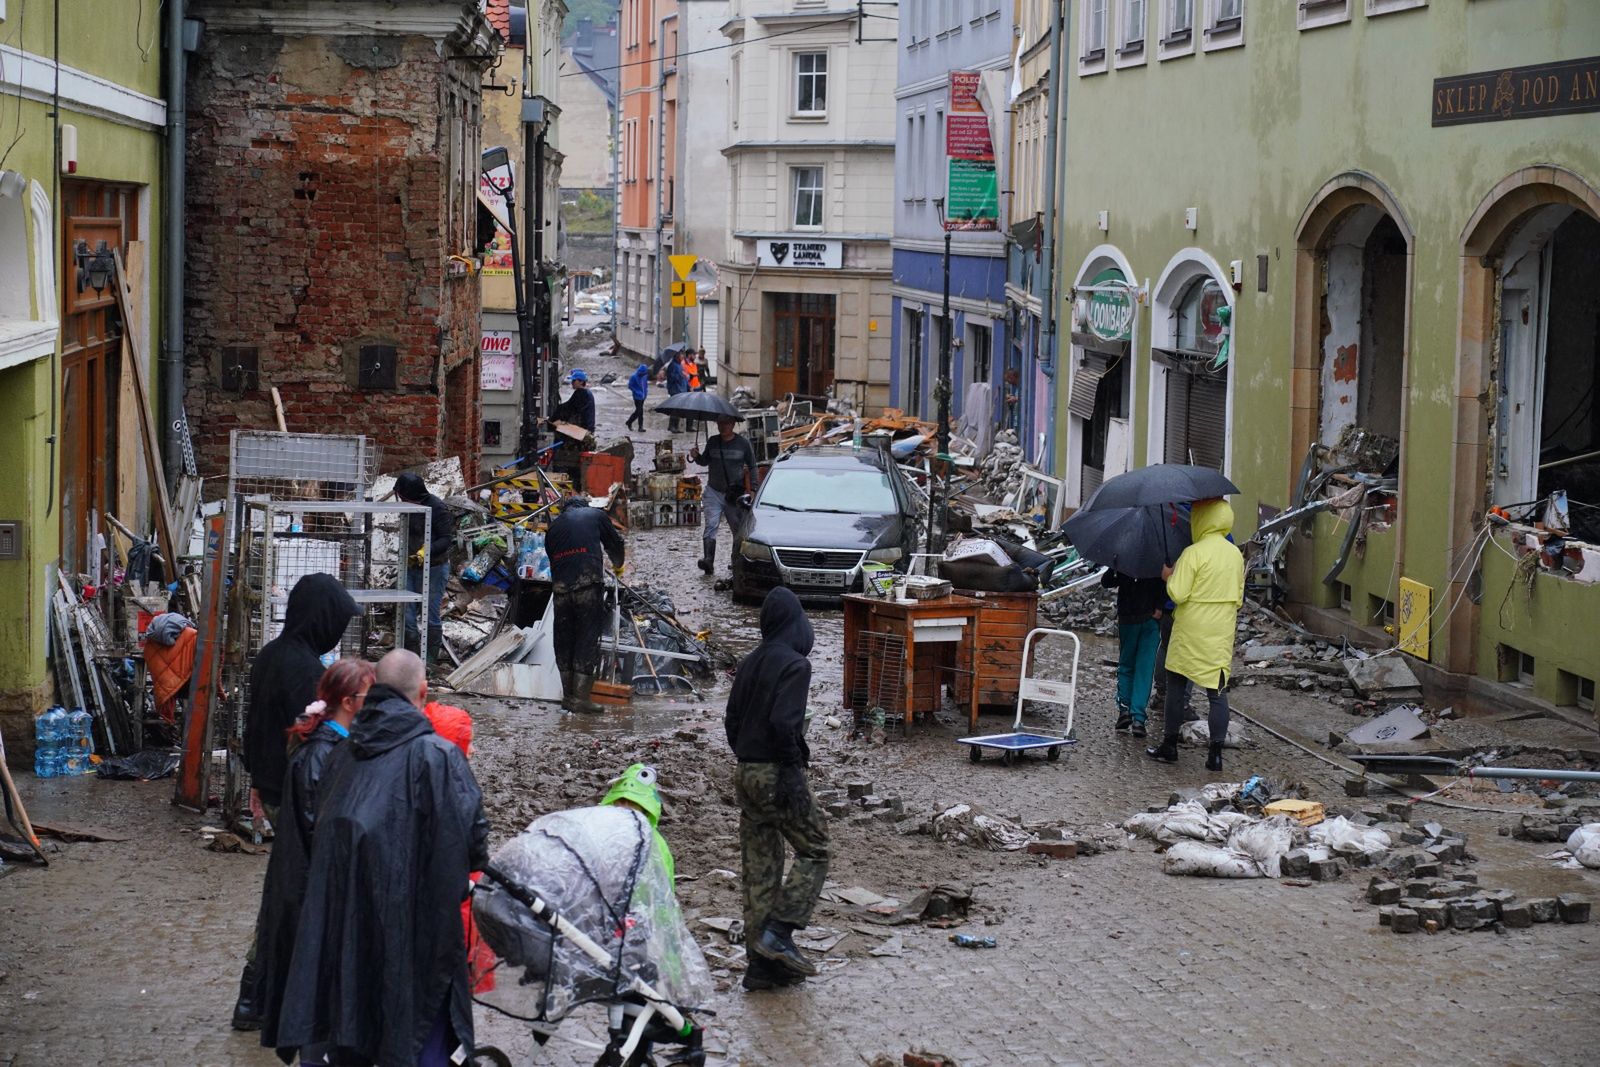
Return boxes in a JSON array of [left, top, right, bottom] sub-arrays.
[[772, 293, 836, 400], [60, 181, 138, 574]]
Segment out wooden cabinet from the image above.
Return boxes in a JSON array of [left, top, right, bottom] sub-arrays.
[[953, 590, 1039, 726], [841, 594, 981, 727]]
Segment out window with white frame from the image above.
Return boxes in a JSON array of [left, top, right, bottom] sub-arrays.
[[1079, 0, 1108, 74], [731, 53, 741, 128], [794, 51, 828, 117], [1203, 0, 1244, 50], [1118, 0, 1148, 64], [1160, 0, 1195, 59], [1366, 0, 1427, 16], [1298, 0, 1351, 31], [792, 166, 824, 229]]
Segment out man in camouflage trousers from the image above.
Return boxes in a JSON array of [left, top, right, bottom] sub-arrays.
[[723, 588, 830, 989]]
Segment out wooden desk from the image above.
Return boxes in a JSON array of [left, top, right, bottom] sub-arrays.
[[841, 593, 981, 727]]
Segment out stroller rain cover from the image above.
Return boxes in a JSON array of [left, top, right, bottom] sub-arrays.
[[472, 805, 713, 1022]]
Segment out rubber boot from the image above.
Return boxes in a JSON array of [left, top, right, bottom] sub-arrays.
[[231, 959, 262, 1031], [570, 673, 604, 714], [1146, 734, 1180, 763], [1205, 741, 1224, 773], [426, 625, 444, 670], [751, 922, 817, 977], [698, 538, 716, 575], [741, 954, 803, 992], [558, 669, 576, 711]]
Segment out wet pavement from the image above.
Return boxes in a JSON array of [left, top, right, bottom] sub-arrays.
[[3, 321, 1599, 1066]]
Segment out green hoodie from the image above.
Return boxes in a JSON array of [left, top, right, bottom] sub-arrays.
[[601, 763, 675, 883]]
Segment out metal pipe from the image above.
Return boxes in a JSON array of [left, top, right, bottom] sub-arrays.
[[161, 0, 188, 479], [1466, 766, 1600, 784], [1038, 0, 1068, 474], [653, 12, 675, 359]]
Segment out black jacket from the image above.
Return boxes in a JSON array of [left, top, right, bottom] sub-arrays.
[[396, 472, 456, 560], [552, 387, 596, 432], [275, 687, 489, 1066], [724, 587, 814, 765], [1101, 570, 1166, 625], [694, 433, 756, 495], [243, 574, 358, 807], [254, 721, 345, 1054], [546, 499, 626, 588]]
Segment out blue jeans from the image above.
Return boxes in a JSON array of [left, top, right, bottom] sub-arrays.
[[405, 561, 448, 644], [1116, 618, 1160, 721]]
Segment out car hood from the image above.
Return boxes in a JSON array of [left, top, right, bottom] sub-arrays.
[[744, 507, 900, 551]]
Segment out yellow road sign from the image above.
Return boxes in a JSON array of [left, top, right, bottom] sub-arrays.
[[669, 254, 699, 280], [671, 280, 697, 308]]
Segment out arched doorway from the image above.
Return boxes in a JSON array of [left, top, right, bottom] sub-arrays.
[[1149, 250, 1233, 474], [1065, 245, 1138, 506], [1447, 168, 1600, 676]]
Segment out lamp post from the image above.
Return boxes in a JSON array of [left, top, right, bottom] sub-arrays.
[[925, 198, 954, 557], [481, 145, 540, 463]]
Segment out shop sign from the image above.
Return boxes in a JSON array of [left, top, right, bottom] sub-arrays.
[[477, 175, 514, 276], [1432, 55, 1600, 127], [757, 238, 841, 269], [946, 71, 994, 161], [1083, 268, 1134, 342], [480, 330, 516, 391], [945, 158, 998, 232]]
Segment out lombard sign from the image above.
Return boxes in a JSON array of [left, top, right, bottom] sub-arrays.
[[757, 238, 841, 270], [1083, 268, 1135, 343]]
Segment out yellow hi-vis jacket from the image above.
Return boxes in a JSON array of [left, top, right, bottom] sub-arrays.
[[1165, 498, 1245, 690]]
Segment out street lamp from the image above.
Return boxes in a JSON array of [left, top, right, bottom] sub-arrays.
[[924, 198, 954, 558], [482, 145, 541, 462]]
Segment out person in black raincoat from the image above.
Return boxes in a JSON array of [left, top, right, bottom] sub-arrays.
[[545, 496, 626, 714], [275, 650, 489, 1067], [723, 587, 830, 987], [252, 657, 375, 1062], [395, 472, 457, 665], [234, 572, 358, 1031]]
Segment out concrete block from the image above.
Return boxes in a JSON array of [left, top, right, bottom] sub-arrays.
[[1558, 895, 1591, 924], [1367, 880, 1403, 905], [1344, 776, 1370, 797], [1427, 881, 1474, 900], [1500, 903, 1533, 929], [1384, 801, 1414, 824], [1412, 861, 1441, 879], [1390, 908, 1421, 934], [1412, 900, 1450, 929], [1280, 849, 1312, 878], [846, 781, 873, 799], [1310, 858, 1345, 882], [1449, 899, 1497, 931], [1527, 897, 1560, 923], [1025, 840, 1078, 860], [1400, 828, 1428, 845], [1405, 879, 1436, 898]]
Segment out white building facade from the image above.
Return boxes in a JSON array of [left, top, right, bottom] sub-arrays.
[[718, 2, 897, 411]]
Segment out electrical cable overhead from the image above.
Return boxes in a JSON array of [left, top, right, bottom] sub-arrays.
[[562, 10, 893, 79]]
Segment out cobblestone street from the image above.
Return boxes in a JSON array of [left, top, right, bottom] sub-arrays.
[[3, 332, 1598, 1066]]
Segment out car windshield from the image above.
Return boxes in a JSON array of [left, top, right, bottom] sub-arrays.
[[759, 466, 898, 515]]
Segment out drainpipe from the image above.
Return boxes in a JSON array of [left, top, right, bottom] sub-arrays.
[[1038, 0, 1069, 479], [610, 81, 620, 338], [161, 0, 189, 480], [653, 13, 675, 359]]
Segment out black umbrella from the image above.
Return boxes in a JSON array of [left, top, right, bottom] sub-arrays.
[[1062, 503, 1191, 580], [650, 342, 688, 375], [654, 391, 743, 422], [1085, 464, 1239, 511]]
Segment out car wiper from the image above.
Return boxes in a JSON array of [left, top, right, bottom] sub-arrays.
[[761, 501, 801, 511], [804, 508, 865, 515]]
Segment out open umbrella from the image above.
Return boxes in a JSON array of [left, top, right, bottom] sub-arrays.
[[1085, 464, 1238, 511], [653, 391, 743, 423], [1062, 503, 1190, 580], [649, 342, 688, 376]]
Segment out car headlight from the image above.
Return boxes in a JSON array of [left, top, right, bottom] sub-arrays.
[[740, 540, 773, 562], [867, 547, 903, 564]]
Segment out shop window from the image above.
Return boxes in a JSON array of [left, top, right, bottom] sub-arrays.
[[1159, 0, 1195, 59], [1117, 0, 1148, 68], [969, 323, 992, 384], [1078, 0, 1108, 75], [1298, 0, 1350, 31], [792, 166, 824, 229], [483, 420, 502, 448], [1202, 0, 1244, 51], [1317, 210, 1407, 461], [356, 343, 398, 391], [1366, 0, 1426, 15], [793, 51, 828, 117], [219, 346, 259, 393], [903, 307, 924, 417]]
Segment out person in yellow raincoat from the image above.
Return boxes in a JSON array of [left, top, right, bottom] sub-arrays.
[[1146, 497, 1244, 772]]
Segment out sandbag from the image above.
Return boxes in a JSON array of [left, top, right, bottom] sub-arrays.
[[1123, 800, 1253, 845], [1568, 823, 1600, 870], [1161, 839, 1263, 878], [1179, 719, 1251, 748], [1309, 816, 1391, 857], [1227, 816, 1299, 878]]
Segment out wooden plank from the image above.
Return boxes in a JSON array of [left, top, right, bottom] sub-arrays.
[[115, 243, 145, 532], [111, 250, 179, 585], [174, 513, 227, 812], [270, 387, 288, 432]]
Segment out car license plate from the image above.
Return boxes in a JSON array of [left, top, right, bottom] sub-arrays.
[[788, 568, 847, 587]]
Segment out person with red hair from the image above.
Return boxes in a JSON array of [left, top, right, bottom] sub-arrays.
[[251, 657, 374, 1061]]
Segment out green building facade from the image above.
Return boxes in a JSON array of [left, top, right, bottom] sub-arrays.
[[0, 2, 167, 752], [1055, 1, 1600, 711]]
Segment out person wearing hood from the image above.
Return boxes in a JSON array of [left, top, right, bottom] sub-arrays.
[[662, 354, 689, 433], [626, 362, 651, 432], [1147, 498, 1244, 771], [233, 572, 359, 1031], [251, 657, 374, 1060], [395, 471, 458, 666], [545, 495, 627, 713], [550, 369, 597, 434], [275, 650, 489, 1067], [601, 762, 675, 884], [723, 588, 830, 989]]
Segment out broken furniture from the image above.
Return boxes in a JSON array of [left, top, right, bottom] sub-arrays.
[[959, 627, 1080, 766], [842, 592, 980, 728], [951, 589, 1039, 728]]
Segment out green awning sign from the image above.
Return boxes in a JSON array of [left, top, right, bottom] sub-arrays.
[[1085, 268, 1134, 342], [945, 158, 998, 232]]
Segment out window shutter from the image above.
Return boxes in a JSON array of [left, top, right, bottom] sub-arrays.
[[1163, 365, 1228, 469], [1068, 353, 1109, 421]]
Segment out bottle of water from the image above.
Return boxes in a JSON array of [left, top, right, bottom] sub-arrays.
[[66, 707, 95, 776], [33, 706, 63, 778]]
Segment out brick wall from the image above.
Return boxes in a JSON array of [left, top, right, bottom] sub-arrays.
[[184, 32, 483, 480]]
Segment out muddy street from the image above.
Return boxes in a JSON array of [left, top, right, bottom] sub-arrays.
[[3, 322, 1598, 1066]]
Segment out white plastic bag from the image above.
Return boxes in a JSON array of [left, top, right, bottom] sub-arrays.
[[1161, 839, 1263, 878], [1179, 720, 1251, 748], [1123, 801, 1252, 845], [1567, 823, 1600, 870], [1309, 816, 1391, 857], [1227, 816, 1299, 878]]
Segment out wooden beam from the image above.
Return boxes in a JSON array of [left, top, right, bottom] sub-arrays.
[[110, 250, 179, 585]]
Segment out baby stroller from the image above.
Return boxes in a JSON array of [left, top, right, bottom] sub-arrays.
[[470, 804, 712, 1067]]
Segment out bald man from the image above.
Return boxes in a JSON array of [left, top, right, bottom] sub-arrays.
[[274, 650, 489, 1067]]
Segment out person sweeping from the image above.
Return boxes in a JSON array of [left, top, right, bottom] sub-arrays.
[[1146, 497, 1244, 772]]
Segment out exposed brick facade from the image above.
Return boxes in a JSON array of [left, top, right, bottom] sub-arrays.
[[183, 25, 494, 480]]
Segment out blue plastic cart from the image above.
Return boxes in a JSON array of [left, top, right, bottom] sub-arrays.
[[958, 627, 1081, 766]]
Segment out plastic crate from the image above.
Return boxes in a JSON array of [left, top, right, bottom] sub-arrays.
[[653, 502, 679, 527], [676, 476, 702, 501], [678, 500, 702, 526]]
